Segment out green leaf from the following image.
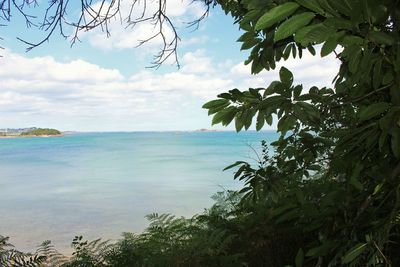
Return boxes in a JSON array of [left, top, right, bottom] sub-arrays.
[[279, 67, 293, 86], [235, 113, 244, 132], [367, 2, 388, 24], [341, 35, 364, 46], [275, 208, 299, 223], [307, 45, 316, 55], [368, 31, 395, 45], [212, 106, 237, 126], [342, 243, 367, 264], [266, 114, 273, 125], [350, 162, 364, 190], [221, 107, 238, 126], [391, 128, 400, 158], [255, 2, 300, 30], [359, 102, 390, 121], [326, 0, 352, 16], [295, 248, 304, 267], [283, 45, 292, 60], [293, 85, 302, 99], [306, 242, 334, 257], [264, 81, 281, 96], [348, 50, 361, 73], [277, 115, 297, 135], [256, 111, 265, 131], [274, 12, 315, 42], [382, 71, 394, 85], [390, 85, 400, 105], [208, 101, 230, 115], [321, 36, 338, 57], [373, 59, 382, 89], [291, 43, 297, 58], [294, 0, 323, 14], [324, 17, 353, 30], [297, 102, 320, 120], [294, 23, 332, 46], [223, 161, 247, 171], [316, 0, 340, 16], [202, 99, 229, 109], [237, 31, 256, 42], [240, 10, 262, 31], [241, 38, 261, 50], [373, 183, 383, 195], [212, 110, 227, 125]]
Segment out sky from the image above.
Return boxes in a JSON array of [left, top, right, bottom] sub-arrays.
[[0, 0, 340, 131]]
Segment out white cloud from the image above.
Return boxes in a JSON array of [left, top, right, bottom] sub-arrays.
[[181, 50, 215, 74], [230, 49, 340, 89], [0, 48, 339, 131], [85, 0, 208, 51]]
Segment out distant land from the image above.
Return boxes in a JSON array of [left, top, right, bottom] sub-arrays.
[[0, 127, 62, 137], [194, 128, 219, 132]]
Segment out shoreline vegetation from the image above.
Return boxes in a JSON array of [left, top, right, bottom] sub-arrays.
[[0, 128, 62, 138]]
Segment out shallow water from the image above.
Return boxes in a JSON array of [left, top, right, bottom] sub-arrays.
[[0, 131, 278, 252]]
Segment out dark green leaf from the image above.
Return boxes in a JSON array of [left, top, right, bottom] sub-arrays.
[[294, 23, 332, 46], [391, 128, 400, 158], [373, 59, 382, 89], [294, 0, 323, 14], [235, 113, 244, 132], [342, 243, 367, 264], [324, 17, 353, 30], [202, 99, 229, 109], [321, 36, 338, 57], [265, 114, 273, 125], [295, 248, 304, 267], [223, 161, 247, 171], [279, 67, 293, 86], [256, 111, 265, 131], [283, 45, 292, 60], [359, 102, 390, 121], [307, 45, 316, 55], [368, 31, 394, 45], [293, 85, 302, 99], [349, 163, 363, 190], [241, 38, 261, 50]]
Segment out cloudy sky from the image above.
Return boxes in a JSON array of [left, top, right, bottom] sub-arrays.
[[1, 1, 339, 131]]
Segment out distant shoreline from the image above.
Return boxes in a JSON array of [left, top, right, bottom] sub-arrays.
[[0, 134, 64, 139], [0, 130, 278, 136]]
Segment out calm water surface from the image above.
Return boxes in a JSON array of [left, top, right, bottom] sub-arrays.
[[0, 131, 278, 252]]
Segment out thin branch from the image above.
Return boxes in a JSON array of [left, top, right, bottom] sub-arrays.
[[1, 0, 215, 67], [331, 83, 393, 108]]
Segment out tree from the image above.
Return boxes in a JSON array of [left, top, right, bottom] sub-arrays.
[[203, 0, 400, 265]]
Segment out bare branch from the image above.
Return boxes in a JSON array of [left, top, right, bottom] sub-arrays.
[[0, 0, 217, 67]]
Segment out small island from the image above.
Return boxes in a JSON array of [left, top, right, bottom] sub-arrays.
[[0, 127, 62, 137], [194, 128, 219, 132]]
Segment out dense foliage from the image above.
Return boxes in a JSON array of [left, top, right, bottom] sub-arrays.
[[2, 0, 400, 266], [20, 128, 61, 136], [203, 0, 400, 265]]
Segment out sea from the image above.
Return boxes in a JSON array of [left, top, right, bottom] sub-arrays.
[[0, 131, 278, 253]]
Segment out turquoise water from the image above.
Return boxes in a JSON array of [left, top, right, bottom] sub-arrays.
[[0, 131, 278, 252]]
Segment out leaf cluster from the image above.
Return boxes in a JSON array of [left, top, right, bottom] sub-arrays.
[[202, 0, 400, 265]]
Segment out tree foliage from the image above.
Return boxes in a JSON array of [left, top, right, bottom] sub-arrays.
[[203, 0, 400, 265], [20, 128, 61, 136]]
